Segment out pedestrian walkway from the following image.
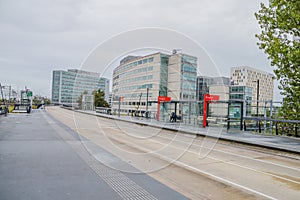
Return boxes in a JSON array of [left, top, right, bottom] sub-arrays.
[[78, 109, 300, 154]]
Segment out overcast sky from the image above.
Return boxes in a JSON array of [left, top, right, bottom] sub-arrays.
[[0, 0, 282, 100]]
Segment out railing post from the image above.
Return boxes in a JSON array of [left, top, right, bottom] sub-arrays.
[[276, 122, 278, 135]]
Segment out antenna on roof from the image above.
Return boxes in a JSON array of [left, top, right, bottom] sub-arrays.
[[172, 49, 182, 54]]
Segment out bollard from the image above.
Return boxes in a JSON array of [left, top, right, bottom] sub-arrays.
[[275, 123, 278, 135], [259, 121, 261, 133], [295, 126, 298, 137], [244, 121, 247, 131]]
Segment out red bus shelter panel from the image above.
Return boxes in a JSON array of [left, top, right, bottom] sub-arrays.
[[204, 94, 220, 101], [157, 96, 171, 120], [203, 94, 220, 128]]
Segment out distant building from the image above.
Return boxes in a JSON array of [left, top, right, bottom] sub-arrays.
[[51, 69, 109, 106], [112, 52, 197, 121], [230, 66, 275, 115], [196, 76, 229, 101], [229, 85, 252, 117], [196, 76, 210, 101], [209, 85, 229, 117]]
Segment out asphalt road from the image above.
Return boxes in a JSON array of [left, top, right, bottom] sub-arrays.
[[0, 109, 187, 200], [46, 107, 300, 200]]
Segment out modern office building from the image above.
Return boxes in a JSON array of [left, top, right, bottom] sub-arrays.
[[196, 76, 230, 118], [196, 76, 211, 101], [229, 85, 253, 117], [196, 76, 230, 101], [111, 52, 197, 121], [52, 69, 110, 106], [230, 66, 274, 115]]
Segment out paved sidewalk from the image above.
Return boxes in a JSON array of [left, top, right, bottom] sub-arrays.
[[78, 110, 300, 154]]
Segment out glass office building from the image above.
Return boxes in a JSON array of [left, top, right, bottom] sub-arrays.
[[52, 69, 109, 106], [112, 52, 197, 121], [229, 85, 252, 116]]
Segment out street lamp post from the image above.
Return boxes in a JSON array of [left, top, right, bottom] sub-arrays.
[[256, 79, 259, 118], [146, 87, 149, 118], [252, 79, 260, 130]]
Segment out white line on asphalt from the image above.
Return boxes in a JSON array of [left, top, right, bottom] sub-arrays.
[[156, 133, 300, 171], [143, 136, 300, 185], [107, 134, 278, 200]]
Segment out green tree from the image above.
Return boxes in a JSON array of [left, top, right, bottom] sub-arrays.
[[93, 89, 110, 108], [33, 96, 42, 105], [43, 97, 51, 105], [255, 0, 300, 120]]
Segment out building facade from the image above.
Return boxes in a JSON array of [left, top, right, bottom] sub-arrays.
[[52, 69, 109, 105], [230, 66, 274, 115], [229, 85, 253, 117], [111, 52, 197, 120], [196, 76, 229, 101]]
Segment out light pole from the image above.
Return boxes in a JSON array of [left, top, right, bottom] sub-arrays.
[[252, 79, 259, 129], [256, 79, 259, 117], [146, 87, 149, 118]]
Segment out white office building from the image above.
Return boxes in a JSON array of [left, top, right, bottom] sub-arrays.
[[230, 66, 275, 114], [112, 52, 197, 120]]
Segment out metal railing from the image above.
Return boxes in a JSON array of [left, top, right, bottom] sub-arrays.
[[243, 117, 300, 137]]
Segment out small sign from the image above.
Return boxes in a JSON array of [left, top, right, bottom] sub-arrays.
[[119, 96, 124, 102], [204, 94, 219, 101], [27, 91, 33, 97], [158, 96, 171, 102]]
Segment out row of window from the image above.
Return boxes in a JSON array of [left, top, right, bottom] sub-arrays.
[[115, 57, 154, 74], [118, 66, 153, 79], [182, 65, 197, 73], [117, 93, 153, 98], [181, 93, 196, 99], [229, 86, 252, 93], [116, 75, 153, 85], [114, 84, 153, 93]]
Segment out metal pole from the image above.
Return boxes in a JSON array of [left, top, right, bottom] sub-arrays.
[[264, 101, 267, 134], [0, 83, 4, 101], [270, 100, 273, 135], [240, 101, 244, 131], [8, 85, 11, 101], [257, 79, 259, 117], [146, 87, 149, 118], [256, 79, 259, 130], [118, 96, 120, 118]]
